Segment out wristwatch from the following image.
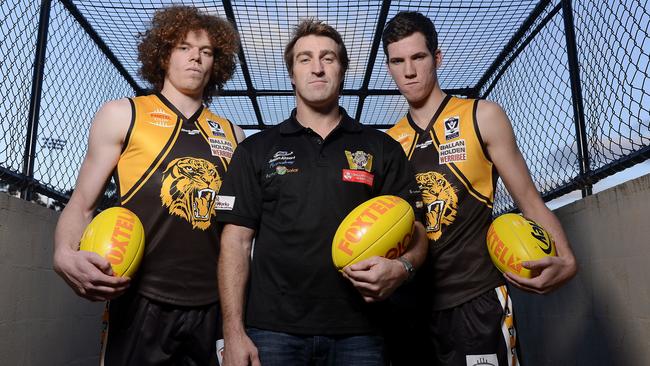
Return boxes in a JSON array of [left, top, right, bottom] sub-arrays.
[[396, 256, 416, 283]]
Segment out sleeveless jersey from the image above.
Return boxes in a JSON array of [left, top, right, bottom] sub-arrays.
[[114, 93, 238, 306], [387, 95, 504, 310]]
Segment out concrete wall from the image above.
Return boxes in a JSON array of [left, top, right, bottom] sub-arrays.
[[1, 173, 649, 365], [513, 173, 650, 366], [0, 194, 103, 366]]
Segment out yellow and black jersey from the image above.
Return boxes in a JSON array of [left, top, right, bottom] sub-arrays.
[[114, 93, 238, 306], [387, 95, 504, 310]]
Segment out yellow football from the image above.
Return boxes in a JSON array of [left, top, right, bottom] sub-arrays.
[[332, 195, 415, 270], [79, 207, 145, 278], [486, 213, 556, 278]]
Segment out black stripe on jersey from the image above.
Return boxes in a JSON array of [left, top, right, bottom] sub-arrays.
[[121, 116, 182, 202], [406, 94, 452, 135], [155, 92, 204, 123], [472, 99, 492, 163], [407, 132, 419, 159], [115, 99, 137, 202], [431, 126, 494, 206], [122, 99, 136, 153]]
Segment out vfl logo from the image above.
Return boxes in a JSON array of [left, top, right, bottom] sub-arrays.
[[527, 219, 553, 254], [207, 119, 227, 138], [345, 150, 373, 172], [416, 171, 458, 243], [160, 157, 221, 230], [444, 116, 460, 140]]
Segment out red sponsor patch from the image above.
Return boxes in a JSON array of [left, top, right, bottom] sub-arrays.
[[342, 169, 374, 186]]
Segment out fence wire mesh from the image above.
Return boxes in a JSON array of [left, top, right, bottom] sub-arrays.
[[573, 1, 650, 171], [0, 0, 648, 212], [0, 0, 40, 180]]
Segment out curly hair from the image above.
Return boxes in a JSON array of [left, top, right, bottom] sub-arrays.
[[138, 6, 239, 103]]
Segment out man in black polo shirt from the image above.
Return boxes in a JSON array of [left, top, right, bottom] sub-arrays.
[[216, 19, 428, 366]]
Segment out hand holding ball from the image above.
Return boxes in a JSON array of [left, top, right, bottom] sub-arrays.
[[79, 207, 145, 278]]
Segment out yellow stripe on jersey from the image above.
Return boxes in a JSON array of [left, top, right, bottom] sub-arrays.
[[386, 116, 418, 159], [118, 96, 181, 204], [195, 109, 238, 171], [431, 98, 495, 207]]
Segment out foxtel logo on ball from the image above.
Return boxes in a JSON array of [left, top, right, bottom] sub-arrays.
[[106, 211, 138, 265], [486, 225, 522, 273], [337, 196, 404, 257]]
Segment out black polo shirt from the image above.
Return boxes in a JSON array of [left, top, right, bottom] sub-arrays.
[[216, 109, 422, 335]]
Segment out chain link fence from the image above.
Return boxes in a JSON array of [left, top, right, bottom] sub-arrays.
[[0, 0, 648, 212]]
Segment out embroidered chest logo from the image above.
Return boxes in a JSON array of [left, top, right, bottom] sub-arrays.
[[207, 119, 227, 138], [266, 151, 298, 178], [345, 150, 373, 172], [415, 171, 458, 244], [209, 138, 234, 159], [160, 157, 221, 230], [443, 116, 460, 140], [268, 150, 296, 167], [343, 150, 374, 186], [148, 109, 174, 128]]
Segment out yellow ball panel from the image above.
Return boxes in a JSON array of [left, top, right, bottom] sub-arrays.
[[332, 195, 415, 270], [486, 213, 556, 278], [79, 207, 145, 278]]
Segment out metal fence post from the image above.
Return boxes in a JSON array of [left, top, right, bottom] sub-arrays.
[[21, 0, 52, 201], [561, 0, 592, 196]]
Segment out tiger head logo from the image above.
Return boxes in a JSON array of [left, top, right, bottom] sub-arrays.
[[415, 171, 459, 242], [345, 150, 373, 172], [160, 157, 221, 230]]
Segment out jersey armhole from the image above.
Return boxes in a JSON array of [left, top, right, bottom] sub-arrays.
[[473, 99, 492, 163], [121, 98, 136, 154], [226, 118, 239, 147]]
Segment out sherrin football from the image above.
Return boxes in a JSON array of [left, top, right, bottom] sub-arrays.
[[486, 213, 556, 278], [79, 207, 145, 278], [332, 195, 415, 270]]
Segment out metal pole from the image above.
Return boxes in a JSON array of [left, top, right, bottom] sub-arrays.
[[22, 0, 52, 201], [562, 0, 592, 196]]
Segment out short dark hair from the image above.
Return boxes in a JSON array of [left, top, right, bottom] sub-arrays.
[[382, 11, 438, 59], [138, 5, 240, 103], [284, 19, 349, 78]]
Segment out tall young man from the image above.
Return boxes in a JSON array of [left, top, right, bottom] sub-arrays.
[[216, 19, 428, 366], [53, 6, 244, 365], [383, 11, 578, 366]]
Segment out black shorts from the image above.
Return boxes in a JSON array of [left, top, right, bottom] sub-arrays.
[[430, 285, 520, 366], [100, 291, 222, 366], [382, 268, 436, 366]]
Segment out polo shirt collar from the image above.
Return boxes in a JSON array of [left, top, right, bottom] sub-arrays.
[[279, 107, 362, 135]]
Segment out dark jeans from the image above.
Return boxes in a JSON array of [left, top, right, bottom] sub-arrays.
[[247, 327, 385, 366]]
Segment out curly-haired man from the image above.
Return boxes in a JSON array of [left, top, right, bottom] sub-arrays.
[[53, 5, 244, 365]]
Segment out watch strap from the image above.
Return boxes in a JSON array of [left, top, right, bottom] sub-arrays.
[[396, 256, 416, 283]]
